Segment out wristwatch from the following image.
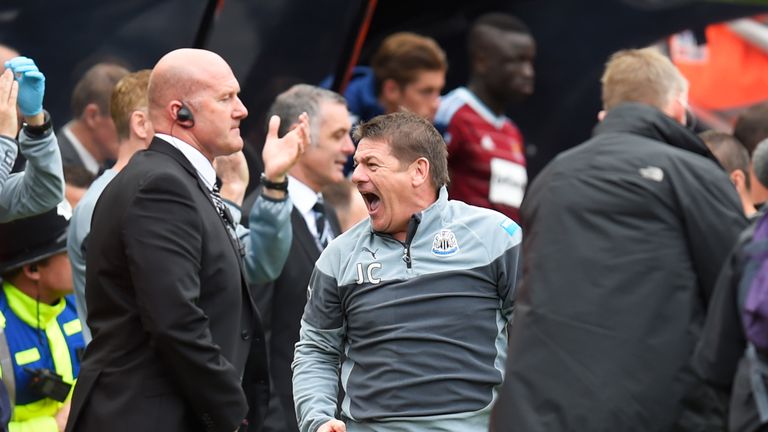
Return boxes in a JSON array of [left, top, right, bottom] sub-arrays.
[[23, 110, 53, 138], [260, 173, 289, 191]]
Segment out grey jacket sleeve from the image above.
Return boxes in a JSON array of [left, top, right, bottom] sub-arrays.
[[236, 194, 293, 285], [292, 268, 345, 432], [0, 135, 17, 192], [0, 129, 64, 223]]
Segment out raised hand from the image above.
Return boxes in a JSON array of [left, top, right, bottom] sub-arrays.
[[0, 69, 19, 137], [261, 112, 309, 181], [4, 56, 45, 117], [214, 150, 249, 206]]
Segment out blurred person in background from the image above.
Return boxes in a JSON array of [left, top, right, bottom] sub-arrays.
[[492, 48, 747, 432], [55, 63, 128, 176], [700, 130, 757, 217], [435, 13, 535, 222]]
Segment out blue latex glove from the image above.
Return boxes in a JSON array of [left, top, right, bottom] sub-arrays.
[[4, 56, 45, 117]]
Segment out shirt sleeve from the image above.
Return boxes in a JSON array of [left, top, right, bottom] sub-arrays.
[[0, 130, 64, 223], [238, 193, 293, 285], [292, 267, 345, 432]]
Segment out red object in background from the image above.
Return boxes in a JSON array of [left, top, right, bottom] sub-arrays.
[[671, 18, 768, 111]]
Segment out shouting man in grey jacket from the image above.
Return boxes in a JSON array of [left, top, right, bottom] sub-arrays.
[[292, 112, 521, 432]]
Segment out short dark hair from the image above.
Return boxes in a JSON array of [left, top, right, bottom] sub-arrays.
[[371, 32, 447, 94], [753, 138, 768, 188], [468, 13, 531, 56], [700, 130, 750, 189], [63, 166, 96, 188], [734, 101, 768, 156], [71, 63, 130, 118], [352, 111, 449, 189]]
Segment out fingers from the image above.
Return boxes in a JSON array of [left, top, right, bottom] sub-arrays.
[[267, 115, 281, 139], [4, 56, 35, 69], [0, 69, 12, 103], [9, 78, 18, 107], [297, 111, 309, 154]]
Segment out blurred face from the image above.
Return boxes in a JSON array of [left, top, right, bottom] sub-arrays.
[[191, 66, 248, 160], [299, 101, 355, 191], [482, 30, 535, 101], [395, 69, 445, 121], [351, 138, 418, 241], [37, 252, 73, 298], [93, 109, 119, 160]]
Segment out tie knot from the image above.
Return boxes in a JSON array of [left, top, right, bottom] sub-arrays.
[[312, 201, 325, 215]]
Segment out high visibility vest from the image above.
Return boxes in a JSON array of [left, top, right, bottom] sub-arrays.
[[0, 282, 84, 432]]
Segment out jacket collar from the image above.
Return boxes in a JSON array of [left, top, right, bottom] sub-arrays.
[[148, 137, 213, 197], [593, 102, 718, 164]]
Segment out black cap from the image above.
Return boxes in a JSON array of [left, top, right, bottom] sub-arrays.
[[0, 202, 71, 274]]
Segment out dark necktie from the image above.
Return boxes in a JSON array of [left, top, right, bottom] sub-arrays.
[[312, 199, 329, 249], [211, 181, 245, 257], [211, 183, 229, 223]]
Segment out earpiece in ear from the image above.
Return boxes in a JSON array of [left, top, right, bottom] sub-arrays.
[[29, 263, 37, 272], [177, 103, 195, 128]]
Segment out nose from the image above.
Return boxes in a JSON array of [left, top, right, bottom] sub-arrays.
[[521, 62, 534, 79], [350, 163, 366, 184], [234, 96, 248, 119], [429, 95, 441, 120], [342, 135, 355, 156]]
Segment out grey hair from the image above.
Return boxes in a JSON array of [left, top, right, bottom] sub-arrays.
[[267, 84, 347, 146], [753, 137, 768, 188]]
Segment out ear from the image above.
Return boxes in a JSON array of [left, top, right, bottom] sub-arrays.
[[380, 79, 401, 106], [22, 263, 41, 282], [410, 157, 430, 188], [168, 100, 184, 122], [731, 169, 746, 190], [82, 103, 102, 128], [128, 110, 150, 141], [597, 110, 607, 122]]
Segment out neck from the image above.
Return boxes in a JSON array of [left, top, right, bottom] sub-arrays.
[[13, 279, 59, 305], [289, 167, 322, 193], [378, 95, 398, 115], [70, 120, 105, 163], [112, 137, 147, 172], [468, 79, 504, 116]]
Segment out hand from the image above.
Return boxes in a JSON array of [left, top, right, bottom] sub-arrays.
[[262, 112, 309, 182], [317, 419, 346, 432], [55, 399, 71, 432], [214, 150, 249, 206], [0, 69, 18, 137], [4, 56, 45, 117]]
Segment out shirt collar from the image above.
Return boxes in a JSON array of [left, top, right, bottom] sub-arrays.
[[63, 122, 100, 175], [287, 175, 320, 214], [156, 134, 216, 191]]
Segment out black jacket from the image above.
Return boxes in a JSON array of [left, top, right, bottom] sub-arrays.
[[66, 139, 265, 432], [492, 103, 748, 432]]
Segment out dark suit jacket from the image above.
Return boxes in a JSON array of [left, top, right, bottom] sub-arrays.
[[66, 138, 267, 432], [243, 192, 340, 432], [56, 126, 87, 170]]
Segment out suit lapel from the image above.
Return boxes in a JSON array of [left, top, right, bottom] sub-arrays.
[[149, 138, 251, 287], [291, 207, 322, 260]]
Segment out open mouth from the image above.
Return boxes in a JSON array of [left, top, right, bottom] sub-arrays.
[[361, 192, 381, 213]]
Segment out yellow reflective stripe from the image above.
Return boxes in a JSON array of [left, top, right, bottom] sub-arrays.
[[62, 319, 82, 336], [10, 396, 60, 429], [14, 348, 40, 366], [46, 319, 73, 384]]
